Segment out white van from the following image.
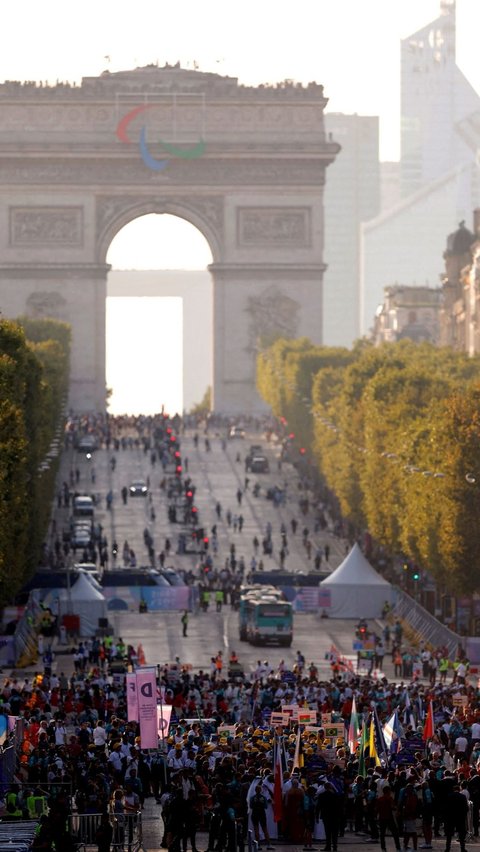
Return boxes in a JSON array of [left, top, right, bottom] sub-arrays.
[[73, 495, 95, 517]]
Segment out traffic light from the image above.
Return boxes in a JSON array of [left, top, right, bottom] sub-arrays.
[[412, 570, 420, 581], [299, 447, 306, 455]]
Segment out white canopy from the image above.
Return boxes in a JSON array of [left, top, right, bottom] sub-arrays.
[[320, 543, 393, 618], [57, 572, 107, 636]]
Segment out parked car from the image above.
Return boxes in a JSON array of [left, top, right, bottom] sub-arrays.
[[71, 526, 93, 551], [73, 495, 95, 517], [129, 480, 148, 497], [250, 455, 269, 473], [77, 435, 97, 453], [229, 426, 245, 439]]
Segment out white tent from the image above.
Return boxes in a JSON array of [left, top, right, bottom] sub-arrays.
[[57, 572, 107, 636], [320, 543, 393, 618]]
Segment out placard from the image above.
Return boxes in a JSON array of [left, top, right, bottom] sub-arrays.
[[323, 724, 345, 739], [282, 704, 299, 716], [270, 712, 290, 726], [217, 724, 238, 735], [297, 710, 317, 724]]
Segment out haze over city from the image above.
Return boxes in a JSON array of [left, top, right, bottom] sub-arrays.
[[3, 0, 480, 414]]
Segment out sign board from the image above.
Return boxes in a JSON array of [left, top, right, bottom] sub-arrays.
[[297, 710, 317, 724], [270, 712, 290, 727], [282, 704, 299, 717], [452, 695, 468, 707], [324, 724, 345, 739], [321, 713, 332, 725], [319, 750, 346, 767]]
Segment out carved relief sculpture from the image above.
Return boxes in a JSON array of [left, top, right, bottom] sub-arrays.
[[245, 286, 300, 351], [237, 207, 311, 247], [9, 207, 83, 246]]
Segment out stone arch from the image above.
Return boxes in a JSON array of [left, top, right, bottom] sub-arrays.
[[96, 195, 223, 266], [0, 67, 340, 413]]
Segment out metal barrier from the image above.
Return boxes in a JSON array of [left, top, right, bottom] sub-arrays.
[[0, 746, 17, 790], [393, 588, 462, 657], [70, 811, 143, 851], [0, 819, 38, 851], [247, 828, 259, 852]]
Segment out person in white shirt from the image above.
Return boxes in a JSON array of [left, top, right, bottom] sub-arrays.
[[93, 721, 107, 748], [54, 721, 67, 746]]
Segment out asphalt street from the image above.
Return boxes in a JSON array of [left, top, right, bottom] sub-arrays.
[[52, 425, 381, 675]]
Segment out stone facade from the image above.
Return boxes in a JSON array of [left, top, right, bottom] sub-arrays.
[[0, 66, 339, 413]]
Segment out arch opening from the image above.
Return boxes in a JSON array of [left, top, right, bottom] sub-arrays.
[[106, 213, 213, 416]]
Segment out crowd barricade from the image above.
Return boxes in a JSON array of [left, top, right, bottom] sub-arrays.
[[69, 811, 143, 851], [0, 746, 17, 790], [12, 594, 41, 667], [392, 588, 461, 657], [0, 819, 38, 851], [247, 828, 259, 852]]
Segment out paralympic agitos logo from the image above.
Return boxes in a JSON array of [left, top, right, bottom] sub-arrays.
[[116, 104, 205, 171]]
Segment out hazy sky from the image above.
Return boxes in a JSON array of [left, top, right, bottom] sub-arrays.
[[3, 0, 478, 162]]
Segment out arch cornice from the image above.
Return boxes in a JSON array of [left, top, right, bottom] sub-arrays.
[[95, 194, 223, 265]]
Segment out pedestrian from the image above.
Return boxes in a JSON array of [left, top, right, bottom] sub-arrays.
[[317, 781, 343, 852], [399, 783, 420, 852], [181, 610, 189, 637], [121, 486, 128, 505], [236, 488, 243, 506], [376, 786, 401, 852], [249, 784, 274, 850], [324, 543, 330, 561], [444, 785, 468, 852]]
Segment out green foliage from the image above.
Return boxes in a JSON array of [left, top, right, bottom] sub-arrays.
[[0, 318, 71, 604], [189, 386, 212, 416], [257, 337, 480, 594]]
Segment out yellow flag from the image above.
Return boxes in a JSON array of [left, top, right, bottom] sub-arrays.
[[369, 715, 380, 766]]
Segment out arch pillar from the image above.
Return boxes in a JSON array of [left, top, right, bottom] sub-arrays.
[[209, 262, 326, 413]]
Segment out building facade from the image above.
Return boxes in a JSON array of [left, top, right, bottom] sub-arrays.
[[361, 0, 480, 338], [322, 113, 380, 346]]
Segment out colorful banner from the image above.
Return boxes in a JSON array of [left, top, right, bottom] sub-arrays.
[[126, 673, 138, 722], [157, 704, 172, 740], [136, 669, 158, 748]]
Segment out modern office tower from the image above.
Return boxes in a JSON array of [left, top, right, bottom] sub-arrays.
[[323, 113, 380, 346], [361, 0, 480, 337]]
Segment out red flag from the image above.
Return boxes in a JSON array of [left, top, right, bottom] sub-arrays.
[[423, 700, 434, 741], [273, 739, 283, 823]]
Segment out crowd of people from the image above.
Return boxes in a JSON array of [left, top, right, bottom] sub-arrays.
[[7, 411, 476, 852], [0, 633, 478, 852]]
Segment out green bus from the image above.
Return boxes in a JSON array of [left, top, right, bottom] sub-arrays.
[[246, 598, 293, 647]]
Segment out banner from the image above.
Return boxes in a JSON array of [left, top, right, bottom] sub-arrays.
[[126, 673, 138, 722], [136, 669, 158, 748], [217, 724, 237, 735], [157, 704, 172, 740]]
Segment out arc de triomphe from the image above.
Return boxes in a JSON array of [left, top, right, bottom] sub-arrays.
[[0, 66, 339, 413]]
